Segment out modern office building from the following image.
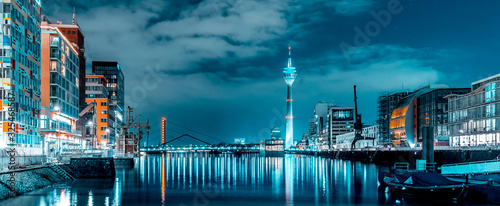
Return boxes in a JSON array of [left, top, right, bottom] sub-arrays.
[[309, 102, 354, 149], [312, 102, 334, 149], [317, 128, 329, 150], [264, 138, 284, 156], [0, 1, 42, 154], [85, 75, 110, 148], [308, 118, 316, 136], [42, 15, 86, 110], [42, 14, 89, 146], [388, 85, 470, 147], [417, 88, 470, 145], [328, 107, 355, 149], [92, 61, 124, 144], [270, 127, 281, 140], [283, 47, 297, 149], [40, 21, 83, 155], [336, 125, 379, 149], [447, 74, 500, 147], [377, 92, 412, 145]]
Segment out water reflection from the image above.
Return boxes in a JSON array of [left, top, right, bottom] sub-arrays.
[[0, 154, 435, 206]]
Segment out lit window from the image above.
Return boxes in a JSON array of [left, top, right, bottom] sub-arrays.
[[61, 66, 66, 76], [50, 61, 57, 71]]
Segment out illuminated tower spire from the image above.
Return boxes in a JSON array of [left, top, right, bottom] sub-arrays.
[[283, 47, 297, 149]]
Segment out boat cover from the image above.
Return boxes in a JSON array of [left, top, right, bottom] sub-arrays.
[[394, 172, 460, 187]]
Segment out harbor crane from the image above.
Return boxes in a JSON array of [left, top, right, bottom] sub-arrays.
[[116, 107, 150, 157], [351, 85, 375, 149]]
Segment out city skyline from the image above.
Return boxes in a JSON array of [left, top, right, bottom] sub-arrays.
[[42, 0, 500, 144], [2, 1, 500, 205]]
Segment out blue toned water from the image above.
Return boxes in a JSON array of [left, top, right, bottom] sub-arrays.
[[0, 154, 458, 205]]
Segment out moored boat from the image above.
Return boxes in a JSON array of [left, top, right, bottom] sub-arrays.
[[384, 172, 468, 201]]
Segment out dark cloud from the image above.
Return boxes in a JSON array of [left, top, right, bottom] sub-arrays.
[[42, 0, 500, 144]]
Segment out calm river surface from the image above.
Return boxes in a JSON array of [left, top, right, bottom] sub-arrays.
[[0, 154, 465, 206]]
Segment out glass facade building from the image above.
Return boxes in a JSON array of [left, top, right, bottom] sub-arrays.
[[0, 0, 42, 153], [85, 74, 111, 148], [328, 107, 354, 149], [377, 92, 411, 145], [388, 85, 470, 147], [417, 88, 469, 146], [92, 61, 124, 144], [40, 23, 82, 155], [448, 74, 500, 147]]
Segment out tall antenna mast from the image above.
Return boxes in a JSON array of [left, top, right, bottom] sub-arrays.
[[72, 7, 76, 25]]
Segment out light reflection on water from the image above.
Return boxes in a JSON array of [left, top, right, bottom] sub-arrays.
[[1, 154, 400, 206]]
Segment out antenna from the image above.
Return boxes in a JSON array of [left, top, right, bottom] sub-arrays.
[[72, 7, 76, 25], [287, 47, 292, 67]]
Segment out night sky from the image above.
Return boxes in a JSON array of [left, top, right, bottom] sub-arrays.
[[42, 0, 500, 145]]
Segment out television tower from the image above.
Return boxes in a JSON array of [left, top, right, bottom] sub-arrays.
[[283, 47, 297, 149]]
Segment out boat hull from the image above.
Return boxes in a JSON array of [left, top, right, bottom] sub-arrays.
[[384, 177, 467, 201]]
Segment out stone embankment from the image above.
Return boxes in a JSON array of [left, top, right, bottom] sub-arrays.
[[0, 157, 120, 201], [0, 166, 72, 200]]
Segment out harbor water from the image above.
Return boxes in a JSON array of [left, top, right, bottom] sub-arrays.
[[0, 154, 468, 205]]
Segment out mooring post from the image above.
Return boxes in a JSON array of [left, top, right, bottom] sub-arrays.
[[422, 126, 435, 165]]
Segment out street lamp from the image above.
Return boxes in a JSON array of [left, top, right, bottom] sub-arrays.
[[53, 106, 61, 155], [87, 120, 95, 153]]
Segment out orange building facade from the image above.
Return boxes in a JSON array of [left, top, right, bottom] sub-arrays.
[[40, 22, 83, 154], [85, 98, 109, 148], [85, 75, 111, 148]]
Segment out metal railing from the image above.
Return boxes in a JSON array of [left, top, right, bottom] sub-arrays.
[[394, 162, 409, 171]]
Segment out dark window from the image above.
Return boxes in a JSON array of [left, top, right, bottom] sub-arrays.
[[3, 3, 10, 13]]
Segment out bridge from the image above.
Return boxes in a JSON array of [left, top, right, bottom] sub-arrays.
[[141, 145, 262, 153], [140, 133, 262, 153]]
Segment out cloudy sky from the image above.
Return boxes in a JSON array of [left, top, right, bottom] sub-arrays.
[[43, 0, 500, 145]]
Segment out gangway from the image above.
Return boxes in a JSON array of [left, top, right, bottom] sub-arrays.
[[441, 155, 500, 175]]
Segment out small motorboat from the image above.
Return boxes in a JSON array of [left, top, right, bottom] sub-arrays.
[[384, 172, 468, 201]]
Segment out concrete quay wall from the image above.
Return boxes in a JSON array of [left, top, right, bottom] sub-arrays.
[[293, 149, 500, 167], [114, 158, 135, 168], [59, 158, 116, 178]]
